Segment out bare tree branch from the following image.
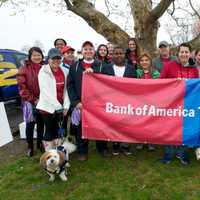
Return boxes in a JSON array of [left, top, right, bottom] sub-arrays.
[[148, 0, 174, 22], [104, 0, 111, 17], [64, 0, 130, 46], [189, 0, 200, 19]]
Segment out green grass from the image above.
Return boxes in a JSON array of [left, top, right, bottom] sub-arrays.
[[1, 145, 200, 200]]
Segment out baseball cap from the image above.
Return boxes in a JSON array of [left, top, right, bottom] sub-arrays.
[[47, 48, 62, 59], [159, 41, 169, 48], [61, 46, 75, 54], [82, 41, 94, 48]]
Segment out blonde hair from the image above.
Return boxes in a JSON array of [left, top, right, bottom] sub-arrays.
[[137, 52, 153, 73]]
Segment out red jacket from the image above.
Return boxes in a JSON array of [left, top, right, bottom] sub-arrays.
[[17, 60, 42, 104], [160, 60, 199, 79]]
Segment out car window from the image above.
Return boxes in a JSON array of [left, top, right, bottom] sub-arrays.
[[12, 53, 27, 68]]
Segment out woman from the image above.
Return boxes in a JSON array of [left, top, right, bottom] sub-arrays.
[[17, 47, 44, 157], [36, 48, 70, 151], [136, 52, 160, 79], [136, 52, 160, 151], [96, 44, 111, 71], [125, 38, 138, 67]]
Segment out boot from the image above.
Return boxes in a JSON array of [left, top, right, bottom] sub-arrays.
[[27, 143, 34, 157], [37, 140, 44, 152]]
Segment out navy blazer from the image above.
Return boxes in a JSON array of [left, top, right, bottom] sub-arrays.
[[102, 63, 137, 78]]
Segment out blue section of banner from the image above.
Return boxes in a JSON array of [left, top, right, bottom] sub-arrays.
[[183, 79, 200, 147]]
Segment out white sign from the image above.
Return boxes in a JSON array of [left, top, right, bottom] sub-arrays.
[[19, 122, 37, 139], [0, 102, 13, 147]]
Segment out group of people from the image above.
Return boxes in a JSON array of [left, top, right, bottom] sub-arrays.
[[17, 37, 200, 165]]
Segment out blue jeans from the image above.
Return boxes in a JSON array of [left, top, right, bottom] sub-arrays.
[[164, 145, 187, 159]]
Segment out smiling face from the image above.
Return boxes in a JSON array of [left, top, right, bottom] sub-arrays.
[[98, 45, 108, 58], [128, 39, 137, 52], [48, 57, 61, 70], [178, 46, 191, 65], [55, 39, 66, 50], [139, 55, 151, 70], [81, 44, 95, 60], [112, 48, 125, 66], [63, 50, 75, 62], [30, 50, 43, 64]]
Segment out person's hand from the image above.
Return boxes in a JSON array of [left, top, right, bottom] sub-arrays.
[[84, 68, 94, 74], [63, 109, 68, 116], [76, 102, 82, 110]]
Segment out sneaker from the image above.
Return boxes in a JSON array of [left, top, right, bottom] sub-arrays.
[[27, 148, 33, 157], [112, 143, 120, 155], [176, 153, 190, 165], [161, 153, 172, 164], [112, 147, 120, 155], [136, 144, 143, 150], [148, 144, 155, 151], [121, 147, 132, 156]]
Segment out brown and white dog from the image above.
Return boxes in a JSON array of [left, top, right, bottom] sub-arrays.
[[40, 141, 76, 182]]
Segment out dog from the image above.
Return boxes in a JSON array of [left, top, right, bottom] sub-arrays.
[[196, 147, 200, 160], [40, 141, 76, 182]]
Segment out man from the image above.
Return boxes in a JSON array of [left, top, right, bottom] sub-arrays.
[[54, 38, 67, 51], [153, 41, 176, 72], [160, 43, 199, 165], [67, 41, 109, 161], [102, 46, 137, 155]]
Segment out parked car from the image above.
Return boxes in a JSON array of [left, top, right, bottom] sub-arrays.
[[0, 49, 27, 102]]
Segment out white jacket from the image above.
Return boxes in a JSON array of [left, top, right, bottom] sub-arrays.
[[36, 64, 70, 114]]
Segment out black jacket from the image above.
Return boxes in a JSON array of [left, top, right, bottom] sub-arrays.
[[67, 59, 101, 107], [102, 63, 137, 78]]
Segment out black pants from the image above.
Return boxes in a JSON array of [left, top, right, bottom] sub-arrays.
[[26, 111, 44, 149], [75, 123, 108, 155], [42, 113, 62, 141], [96, 141, 108, 153], [75, 123, 88, 155]]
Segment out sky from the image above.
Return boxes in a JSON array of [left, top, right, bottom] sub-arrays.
[[0, 1, 170, 54]]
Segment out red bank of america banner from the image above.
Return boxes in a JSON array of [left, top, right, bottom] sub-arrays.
[[82, 74, 200, 147]]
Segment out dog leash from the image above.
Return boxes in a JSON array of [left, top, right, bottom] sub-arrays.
[[58, 113, 65, 139]]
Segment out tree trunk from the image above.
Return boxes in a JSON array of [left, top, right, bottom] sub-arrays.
[[129, 0, 172, 56]]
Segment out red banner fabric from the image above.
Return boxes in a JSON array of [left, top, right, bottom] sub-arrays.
[[82, 74, 184, 145]]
